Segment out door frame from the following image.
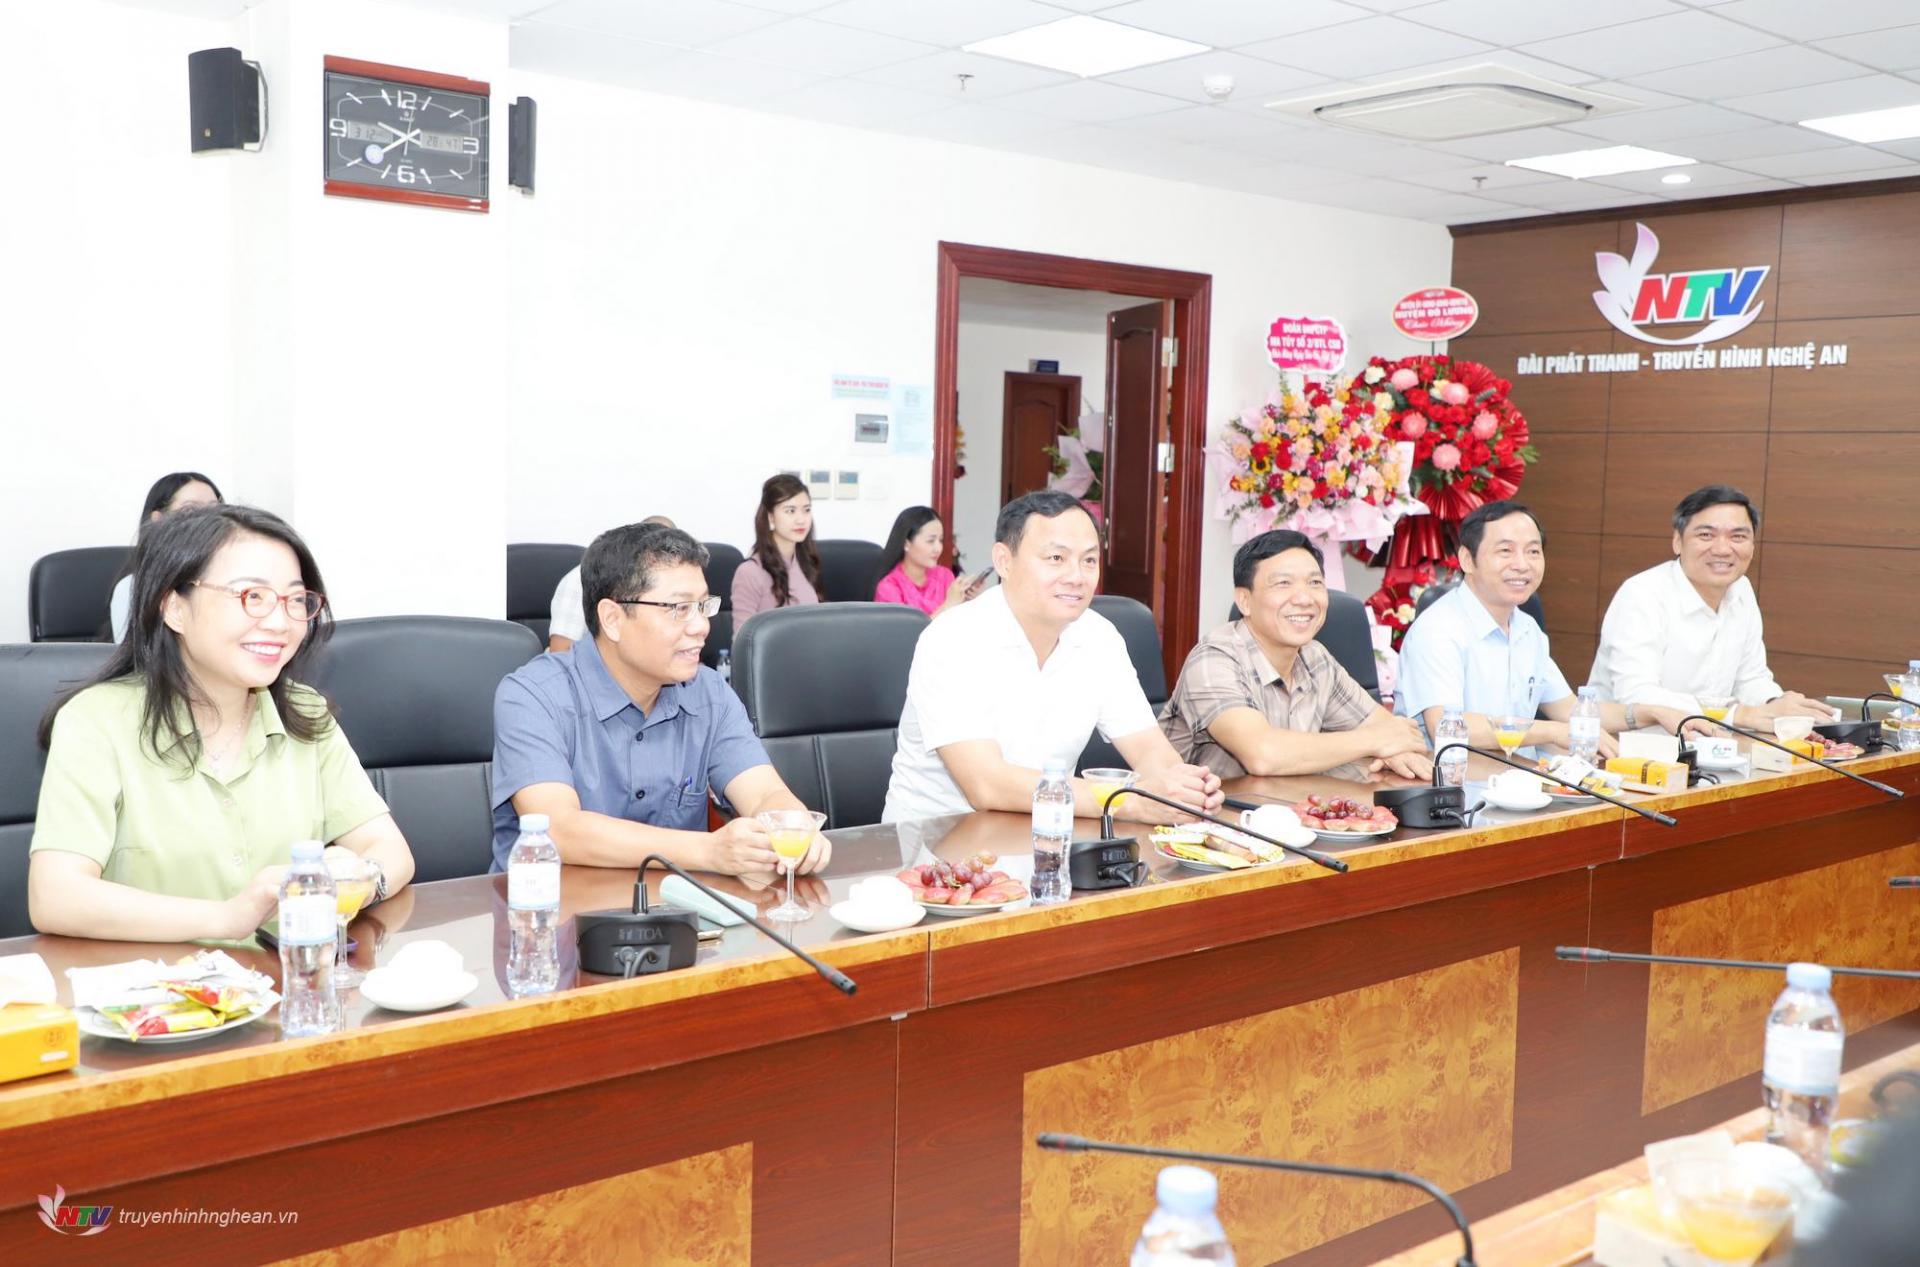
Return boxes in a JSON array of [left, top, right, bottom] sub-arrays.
[[933, 241, 1212, 687]]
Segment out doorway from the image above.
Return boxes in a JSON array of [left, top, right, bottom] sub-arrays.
[[936, 244, 1211, 687]]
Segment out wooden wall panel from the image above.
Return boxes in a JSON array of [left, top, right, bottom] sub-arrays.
[[1522, 433, 1607, 540], [1754, 543, 1913, 663], [1452, 222, 1620, 336], [1538, 531, 1601, 637], [1771, 316, 1920, 429], [1761, 432, 1920, 546], [1449, 333, 1613, 434], [1551, 631, 1599, 691], [1768, 650, 1897, 702], [1777, 192, 1920, 321], [1600, 432, 1770, 538], [1607, 330, 1776, 433]]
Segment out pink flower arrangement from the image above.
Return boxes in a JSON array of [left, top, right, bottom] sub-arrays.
[[1431, 443, 1462, 472], [1209, 374, 1409, 539]]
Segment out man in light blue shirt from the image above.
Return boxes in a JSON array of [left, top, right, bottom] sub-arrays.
[[1395, 501, 1685, 757]]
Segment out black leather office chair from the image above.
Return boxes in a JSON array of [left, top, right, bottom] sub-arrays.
[[307, 616, 542, 884], [732, 603, 927, 829], [28, 547, 128, 643], [1079, 595, 1168, 772], [702, 543, 746, 670], [0, 644, 116, 936], [813, 539, 885, 603], [1228, 590, 1381, 700], [505, 543, 584, 648], [1412, 578, 1546, 628]]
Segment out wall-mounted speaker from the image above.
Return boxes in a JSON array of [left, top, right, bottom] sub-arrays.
[[187, 47, 264, 153], [508, 96, 536, 193]]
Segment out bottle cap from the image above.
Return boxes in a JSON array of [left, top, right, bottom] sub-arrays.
[[1043, 760, 1069, 776], [1578, 685, 1598, 698], [519, 813, 551, 833], [1155, 1165, 1219, 1217], [1786, 962, 1832, 992], [290, 839, 324, 863]]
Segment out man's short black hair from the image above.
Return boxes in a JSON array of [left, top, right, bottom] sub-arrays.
[[1672, 484, 1759, 535], [1232, 530, 1324, 589], [1458, 500, 1545, 557], [995, 490, 1096, 552], [581, 524, 710, 637]]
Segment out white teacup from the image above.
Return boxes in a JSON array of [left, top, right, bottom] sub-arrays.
[[848, 876, 915, 915], [1489, 769, 1543, 799], [390, 939, 464, 981], [1240, 805, 1302, 836], [1773, 715, 1817, 743]]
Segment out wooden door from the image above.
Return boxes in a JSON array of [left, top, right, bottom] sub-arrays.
[[1102, 300, 1171, 614], [1000, 372, 1081, 507]]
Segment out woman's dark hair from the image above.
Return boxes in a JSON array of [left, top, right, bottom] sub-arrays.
[[873, 506, 941, 598], [40, 504, 336, 763], [749, 473, 822, 608], [110, 472, 226, 592]]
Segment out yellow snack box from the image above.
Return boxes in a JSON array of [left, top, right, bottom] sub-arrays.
[[0, 1003, 79, 1085], [1604, 757, 1688, 791]]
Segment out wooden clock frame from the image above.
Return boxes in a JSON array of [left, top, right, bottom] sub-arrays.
[[322, 55, 491, 214]]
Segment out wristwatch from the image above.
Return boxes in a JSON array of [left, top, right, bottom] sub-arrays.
[[1625, 703, 1638, 731], [367, 859, 390, 905]]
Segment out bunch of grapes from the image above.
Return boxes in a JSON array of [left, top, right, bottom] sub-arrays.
[[915, 851, 1002, 890], [1303, 794, 1365, 819]]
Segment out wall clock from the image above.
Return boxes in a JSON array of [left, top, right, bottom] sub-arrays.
[[323, 55, 489, 212]]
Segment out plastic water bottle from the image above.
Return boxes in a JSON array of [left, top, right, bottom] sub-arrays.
[[715, 648, 732, 684], [1131, 1166, 1236, 1266], [1899, 663, 1920, 751], [1030, 760, 1074, 906], [1435, 710, 1469, 787], [1763, 962, 1845, 1177], [1568, 686, 1603, 765], [507, 813, 562, 997], [278, 840, 341, 1037]]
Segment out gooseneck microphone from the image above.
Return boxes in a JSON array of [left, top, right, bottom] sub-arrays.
[[1432, 742, 1678, 827], [1556, 945, 1920, 982], [1099, 785, 1349, 873], [1891, 877, 1920, 888], [1676, 714, 1902, 800], [1035, 1133, 1475, 1267]]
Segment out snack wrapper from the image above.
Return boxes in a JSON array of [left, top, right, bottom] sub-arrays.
[[157, 979, 260, 1019], [98, 1000, 225, 1040]]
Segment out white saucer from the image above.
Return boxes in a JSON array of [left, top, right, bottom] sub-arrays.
[[829, 901, 926, 933], [360, 968, 479, 1013], [1484, 790, 1553, 812]]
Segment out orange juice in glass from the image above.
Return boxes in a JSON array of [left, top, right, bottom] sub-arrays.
[[1080, 767, 1135, 816], [324, 852, 380, 989], [757, 810, 826, 922], [1700, 696, 1733, 724], [1668, 1161, 1795, 1262], [1494, 716, 1530, 757]]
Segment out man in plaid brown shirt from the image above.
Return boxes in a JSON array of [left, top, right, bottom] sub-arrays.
[[1161, 531, 1434, 782]]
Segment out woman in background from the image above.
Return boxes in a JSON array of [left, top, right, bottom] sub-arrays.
[[109, 472, 224, 643], [872, 506, 986, 618], [731, 474, 823, 628]]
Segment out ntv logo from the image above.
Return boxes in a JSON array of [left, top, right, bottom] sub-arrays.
[[1592, 223, 1768, 346]]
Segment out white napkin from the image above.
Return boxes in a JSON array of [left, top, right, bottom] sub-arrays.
[[661, 875, 753, 927], [67, 950, 275, 1010], [0, 953, 57, 1007]]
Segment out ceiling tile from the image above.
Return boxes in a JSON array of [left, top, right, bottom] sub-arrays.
[[1030, 0, 1136, 11], [1708, 0, 1920, 40], [1812, 26, 1920, 73], [1728, 144, 1916, 177], [528, 0, 787, 48], [1115, 103, 1310, 147], [1342, 0, 1448, 11], [1097, 50, 1334, 104], [1788, 165, 1920, 185], [1876, 137, 1920, 160], [730, 0, 841, 11], [1562, 103, 1776, 145], [1719, 73, 1920, 122], [1496, 181, 1671, 211], [1518, 11, 1784, 80], [1240, 16, 1495, 77], [995, 78, 1190, 122], [807, 0, 1066, 47], [1585, 161, 1786, 193], [888, 102, 1072, 145], [510, 21, 690, 84], [1100, 0, 1373, 47], [759, 76, 956, 127], [1396, 161, 1567, 193], [569, 45, 826, 102], [1431, 124, 1628, 162], [1681, 123, 1848, 160], [1621, 44, 1876, 100], [701, 15, 936, 74], [855, 50, 1076, 99], [1397, 0, 1686, 47]]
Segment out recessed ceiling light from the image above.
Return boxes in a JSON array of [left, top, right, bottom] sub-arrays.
[[963, 15, 1208, 79], [1506, 145, 1697, 180], [1661, 172, 1692, 185], [1800, 102, 1920, 143]]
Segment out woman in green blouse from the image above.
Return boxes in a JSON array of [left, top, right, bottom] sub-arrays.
[[29, 504, 415, 942]]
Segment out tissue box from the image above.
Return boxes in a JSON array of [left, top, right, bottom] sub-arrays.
[[1604, 757, 1688, 792], [1749, 740, 1816, 774], [0, 1003, 78, 1085]]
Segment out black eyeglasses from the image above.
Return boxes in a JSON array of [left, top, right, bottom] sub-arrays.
[[614, 595, 723, 623], [189, 582, 327, 622]]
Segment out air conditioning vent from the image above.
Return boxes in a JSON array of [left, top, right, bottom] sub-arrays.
[[1267, 64, 1637, 141]]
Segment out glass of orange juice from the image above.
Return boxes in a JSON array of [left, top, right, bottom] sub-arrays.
[[1667, 1161, 1795, 1261], [1494, 716, 1530, 757], [1080, 767, 1135, 816], [757, 810, 827, 922], [325, 852, 380, 988], [1700, 695, 1734, 725]]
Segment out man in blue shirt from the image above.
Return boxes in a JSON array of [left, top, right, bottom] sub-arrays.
[[1395, 501, 1685, 757], [490, 523, 826, 875]]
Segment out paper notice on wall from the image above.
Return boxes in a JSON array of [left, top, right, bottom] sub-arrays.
[[890, 383, 932, 458], [832, 373, 891, 400]]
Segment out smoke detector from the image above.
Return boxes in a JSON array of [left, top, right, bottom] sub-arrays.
[[1266, 64, 1637, 141], [1201, 73, 1235, 101]]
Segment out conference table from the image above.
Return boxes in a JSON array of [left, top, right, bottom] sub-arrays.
[[1, 746, 1916, 1265]]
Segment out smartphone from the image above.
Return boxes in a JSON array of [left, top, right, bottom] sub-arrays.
[[256, 915, 354, 954]]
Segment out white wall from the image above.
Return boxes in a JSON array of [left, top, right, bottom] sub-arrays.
[[0, 2, 1453, 643], [952, 319, 1109, 572]]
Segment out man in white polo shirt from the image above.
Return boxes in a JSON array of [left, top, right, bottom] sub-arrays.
[[883, 491, 1222, 825], [1589, 485, 1834, 726]]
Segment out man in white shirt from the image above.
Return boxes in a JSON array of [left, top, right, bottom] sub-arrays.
[[883, 491, 1222, 824], [1589, 486, 1835, 726]]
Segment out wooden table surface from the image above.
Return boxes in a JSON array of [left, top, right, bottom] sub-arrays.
[[1, 746, 1915, 1265]]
